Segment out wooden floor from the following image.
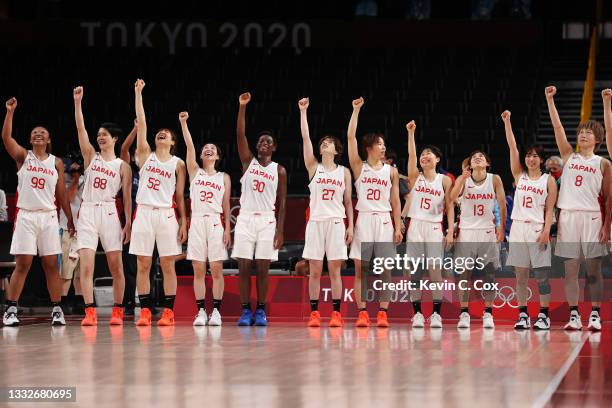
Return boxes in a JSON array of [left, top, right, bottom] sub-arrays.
[[1, 318, 610, 408]]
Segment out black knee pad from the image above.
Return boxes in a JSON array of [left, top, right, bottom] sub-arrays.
[[483, 263, 496, 284], [534, 267, 551, 295]]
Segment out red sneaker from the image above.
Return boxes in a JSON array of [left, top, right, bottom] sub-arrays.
[[136, 308, 152, 326], [109, 307, 124, 326], [308, 311, 321, 327], [157, 308, 175, 326], [81, 307, 97, 326], [355, 310, 370, 327]]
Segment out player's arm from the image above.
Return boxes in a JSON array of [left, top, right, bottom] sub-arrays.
[[66, 170, 80, 203], [501, 110, 523, 180], [343, 167, 354, 245], [493, 174, 506, 243], [540, 174, 558, 245], [72, 86, 96, 168], [347, 97, 364, 179], [545, 86, 573, 161], [120, 161, 133, 244], [2, 97, 27, 166], [55, 158, 75, 236], [449, 168, 470, 203], [406, 120, 419, 187], [178, 111, 199, 181], [120, 119, 137, 164], [274, 165, 288, 250], [443, 175, 455, 247], [602, 89, 612, 157], [175, 159, 188, 244], [390, 166, 403, 244], [236, 92, 254, 172], [298, 98, 318, 179], [222, 173, 232, 249], [601, 160, 612, 243], [134, 79, 150, 168]]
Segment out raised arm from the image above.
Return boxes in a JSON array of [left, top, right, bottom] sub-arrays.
[[134, 79, 150, 167], [406, 120, 419, 187], [449, 167, 470, 203], [2, 98, 27, 166], [545, 86, 573, 161], [120, 161, 132, 244], [347, 97, 364, 179], [493, 175, 507, 243], [501, 110, 523, 180], [178, 111, 199, 181], [175, 159, 188, 244], [222, 173, 232, 249], [602, 89, 612, 158], [599, 161, 612, 243], [274, 165, 288, 250], [298, 98, 318, 179], [55, 159, 75, 236], [443, 175, 455, 249], [343, 167, 354, 245], [72, 86, 96, 168], [120, 119, 137, 163], [236, 92, 254, 171]]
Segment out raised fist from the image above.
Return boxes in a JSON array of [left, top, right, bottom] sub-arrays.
[[352, 97, 364, 109], [73, 86, 83, 101], [298, 97, 309, 111], [239, 92, 251, 105], [545, 86, 556, 99], [179, 111, 189, 122], [5, 97, 17, 112], [406, 120, 416, 132], [602, 88, 612, 102], [501, 110, 511, 122], [134, 79, 145, 92], [462, 168, 471, 178]]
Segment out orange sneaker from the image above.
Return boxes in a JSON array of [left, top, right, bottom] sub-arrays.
[[329, 311, 344, 327], [136, 308, 152, 326], [157, 308, 175, 326], [109, 306, 124, 326], [308, 311, 321, 327], [81, 307, 97, 326], [376, 310, 389, 328], [355, 310, 370, 327]]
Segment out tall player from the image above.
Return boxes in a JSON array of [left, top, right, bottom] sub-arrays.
[[128, 79, 188, 326], [298, 97, 354, 328], [502, 110, 557, 330], [347, 97, 403, 328], [547, 86, 610, 331], [450, 150, 506, 329], [405, 120, 454, 329], [2, 97, 74, 326], [72, 86, 132, 326], [233, 92, 287, 326], [179, 111, 231, 326]]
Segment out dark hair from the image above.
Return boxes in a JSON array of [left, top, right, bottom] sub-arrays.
[[257, 130, 278, 146], [576, 120, 604, 149], [157, 128, 178, 155], [200, 143, 223, 169], [385, 148, 397, 164], [360, 132, 384, 160], [467, 149, 491, 170], [418, 145, 443, 170], [99, 122, 123, 140], [521, 144, 546, 172], [318, 135, 343, 161]]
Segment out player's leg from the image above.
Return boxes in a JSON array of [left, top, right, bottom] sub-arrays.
[[78, 248, 97, 325], [254, 259, 271, 326], [307, 259, 324, 327], [157, 255, 178, 326], [327, 259, 344, 327], [105, 251, 125, 325], [563, 258, 581, 330], [585, 257, 603, 331], [135, 255, 153, 326], [208, 260, 224, 326], [41, 254, 66, 326], [3, 255, 34, 326], [514, 266, 531, 329], [192, 260, 208, 326]]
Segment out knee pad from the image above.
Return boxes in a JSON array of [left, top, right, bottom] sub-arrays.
[[483, 263, 496, 284], [534, 267, 551, 295]]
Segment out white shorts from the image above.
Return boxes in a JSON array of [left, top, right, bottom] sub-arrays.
[[406, 219, 444, 261], [231, 212, 278, 261], [187, 213, 228, 262], [10, 209, 61, 256], [454, 228, 500, 268], [506, 220, 551, 269], [76, 202, 123, 252], [349, 212, 395, 260], [129, 205, 181, 257], [302, 218, 348, 261], [555, 210, 607, 259], [60, 230, 80, 279]]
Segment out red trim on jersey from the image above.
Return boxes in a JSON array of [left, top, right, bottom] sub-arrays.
[[132, 205, 138, 222]]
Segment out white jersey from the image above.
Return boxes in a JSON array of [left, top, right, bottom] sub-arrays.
[[355, 163, 392, 212], [82, 153, 123, 203], [308, 164, 346, 221], [511, 173, 549, 223], [135, 153, 178, 208], [239, 158, 278, 213], [190, 169, 225, 214], [59, 174, 83, 229], [16, 151, 58, 211], [459, 173, 496, 230], [557, 153, 602, 211], [407, 173, 445, 222]]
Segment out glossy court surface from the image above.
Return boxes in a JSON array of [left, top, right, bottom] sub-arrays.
[[1, 317, 610, 408]]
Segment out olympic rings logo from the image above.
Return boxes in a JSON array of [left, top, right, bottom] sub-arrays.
[[481, 285, 533, 309]]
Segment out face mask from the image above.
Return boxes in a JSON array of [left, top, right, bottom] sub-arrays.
[[551, 170, 562, 179]]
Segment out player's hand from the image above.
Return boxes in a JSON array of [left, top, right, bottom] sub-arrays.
[[273, 229, 284, 250], [352, 97, 364, 110], [73, 86, 84, 102], [444, 231, 454, 250], [134, 79, 145, 92], [178, 223, 187, 244], [223, 227, 232, 249], [536, 228, 550, 250], [239, 92, 251, 105], [345, 225, 353, 246], [67, 219, 76, 237], [545, 86, 556, 99], [394, 227, 403, 245], [406, 120, 416, 133], [122, 222, 132, 245], [602, 88, 612, 102], [5, 97, 17, 112], [598, 224, 610, 244], [179, 111, 189, 122], [501, 110, 511, 123], [495, 226, 505, 243], [298, 97, 309, 111], [461, 168, 471, 179]]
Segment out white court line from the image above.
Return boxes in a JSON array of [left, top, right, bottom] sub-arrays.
[[531, 332, 591, 408]]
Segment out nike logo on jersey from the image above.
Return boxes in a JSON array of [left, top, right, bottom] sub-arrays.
[[592, 217, 599, 220], [334, 221, 341, 224], [486, 230, 492, 234], [383, 221, 389, 225], [213, 224, 219, 227], [433, 227, 439, 230]]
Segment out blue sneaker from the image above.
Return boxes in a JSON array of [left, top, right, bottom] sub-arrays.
[[254, 308, 268, 326], [237, 309, 253, 326]]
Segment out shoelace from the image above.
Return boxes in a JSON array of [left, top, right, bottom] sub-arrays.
[[52, 312, 62, 319], [535, 317, 547, 325], [519, 317, 529, 325], [6, 312, 17, 319]]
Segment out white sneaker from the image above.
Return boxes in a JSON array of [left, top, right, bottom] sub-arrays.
[[3, 306, 19, 327], [457, 312, 470, 329], [412, 312, 425, 328], [51, 306, 66, 326], [429, 312, 443, 328], [208, 308, 222, 326], [193, 308, 208, 326], [587, 311, 601, 331], [482, 312, 495, 329], [514, 312, 531, 330], [563, 311, 582, 330], [533, 313, 550, 330]]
